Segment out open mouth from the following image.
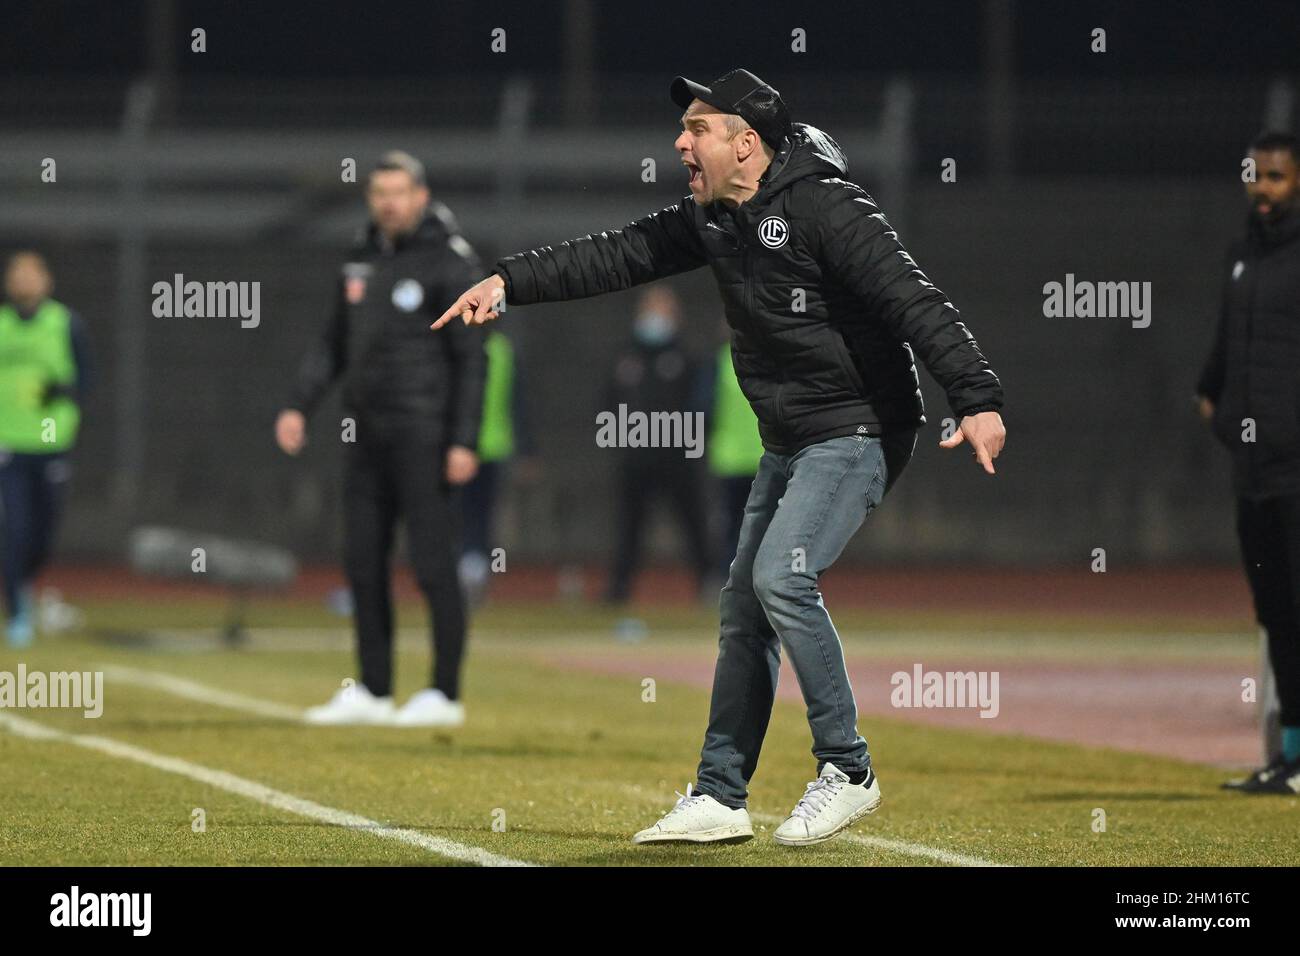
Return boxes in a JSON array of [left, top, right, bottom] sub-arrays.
[[683, 160, 702, 185]]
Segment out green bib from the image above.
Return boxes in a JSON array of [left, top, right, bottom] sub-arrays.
[[477, 332, 515, 463], [0, 299, 80, 452], [708, 344, 764, 476]]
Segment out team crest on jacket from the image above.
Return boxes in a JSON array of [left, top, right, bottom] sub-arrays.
[[343, 262, 372, 304], [758, 216, 789, 249], [391, 278, 425, 312]]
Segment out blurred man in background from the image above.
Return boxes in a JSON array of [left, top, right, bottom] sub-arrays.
[[276, 151, 487, 727], [1197, 131, 1300, 795], [602, 285, 712, 604], [0, 251, 91, 647]]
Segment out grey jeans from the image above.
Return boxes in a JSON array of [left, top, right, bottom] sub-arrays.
[[695, 430, 917, 807]]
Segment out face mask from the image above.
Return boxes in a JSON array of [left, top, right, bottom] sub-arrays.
[[634, 311, 676, 346]]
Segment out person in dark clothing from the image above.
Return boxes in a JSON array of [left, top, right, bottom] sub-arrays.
[[436, 69, 1005, 844], [1197, 130, 1300, 795], [0, 251, 92, 647], [602, 285, 713, 603], [277, 151, 487, 727]]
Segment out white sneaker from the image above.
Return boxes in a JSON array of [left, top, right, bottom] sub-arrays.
[[392, 688, 465, 727], [773, 762, 882, 846], [631, 784, 753, 844], [302, 684, 395, 725], [39, 588, 84, 633]]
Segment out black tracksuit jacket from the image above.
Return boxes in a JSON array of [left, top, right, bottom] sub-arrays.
[[493, 122, 1004, 455], [1197, 207, 1300, 500], [289, 203, 487, 448]]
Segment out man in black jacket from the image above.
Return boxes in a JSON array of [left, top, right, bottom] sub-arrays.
[[278, 151, 487, 728], [1197, 131, 1300, 795], [436, 70, 1006, 843]]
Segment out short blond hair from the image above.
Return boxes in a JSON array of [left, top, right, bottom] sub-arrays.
[[371, 150, 426, 187], [721, 114, 774, 161], [722, 113, 751, 140]]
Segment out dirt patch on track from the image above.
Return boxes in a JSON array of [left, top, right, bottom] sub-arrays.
[[43, 563, 1255, 623], [542, 648, 1263, 769]]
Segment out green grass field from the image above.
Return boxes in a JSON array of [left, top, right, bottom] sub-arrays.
[[1, 597, 1296, 867]]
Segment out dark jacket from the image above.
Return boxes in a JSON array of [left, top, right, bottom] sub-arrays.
[[1197, 207, 1300, 499], [601, 333, 709, 466], [289, 203, 487, 448], [494, 123, 1003, 454]]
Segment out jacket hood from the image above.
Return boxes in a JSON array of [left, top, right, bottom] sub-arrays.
[[755, 122, 848, 198], [1248, 202, 1300, 251]]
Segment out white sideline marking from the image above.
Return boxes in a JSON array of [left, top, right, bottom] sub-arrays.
[[749, 812, 1008, 867], [0, 711, 534, 868], [100, 665, 304, 721], [624, 785, 1006, 867], [80, 665, 1001, 865]]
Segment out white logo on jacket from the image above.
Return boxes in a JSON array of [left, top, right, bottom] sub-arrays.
[[757, 216, 789, 249], [1231, 260, 1244, 281], [391, 278, 425, 312]]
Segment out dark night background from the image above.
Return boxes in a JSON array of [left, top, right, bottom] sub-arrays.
[[2, 0, 1298, 567], [4, 1, 1299, 77]]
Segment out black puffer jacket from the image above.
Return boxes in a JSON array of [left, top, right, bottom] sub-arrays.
[[1197, 207, 1300, 499], [290, 203, 487, 448], [494, 123, 1003, 454]]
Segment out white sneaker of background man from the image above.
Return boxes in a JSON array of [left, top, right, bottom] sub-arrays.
[[393, 688, 465, 727], [303, 682, 395, 725], [773, 762, 882, 846], [631, 784, 753, 844]]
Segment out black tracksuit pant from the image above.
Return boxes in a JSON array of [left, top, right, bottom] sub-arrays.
[[343, 427, 465, 700], [606, 454, 712, 602], [460, 461, 501, 559], [1236, 493, 1300, 727], [717, 474, 755, 582], [0, 452, 68, 616]]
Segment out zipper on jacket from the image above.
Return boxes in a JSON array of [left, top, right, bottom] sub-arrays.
[[738, 236, 785, 430]]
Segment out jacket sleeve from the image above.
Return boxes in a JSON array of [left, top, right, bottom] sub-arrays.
[[287, 278, 348, 417], [443, 238, 489, 450], [1195, 251, 1232, 403], [814, 181, 1004, 418], [494, 200, 708, 305], [44, 309, 92, 405], [68, 311, 92, 402]]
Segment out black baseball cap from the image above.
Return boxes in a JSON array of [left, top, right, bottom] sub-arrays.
[[670, 69, 792, 150]]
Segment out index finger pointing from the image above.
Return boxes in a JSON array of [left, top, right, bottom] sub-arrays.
[[431, 301, 461, 330]]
